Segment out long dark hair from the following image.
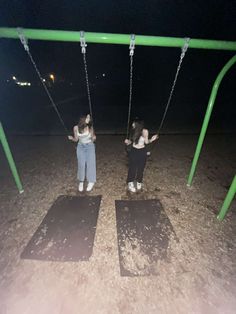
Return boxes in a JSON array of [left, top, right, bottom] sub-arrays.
[[130, 118, 144, 144], [78, 114, 92, 133]]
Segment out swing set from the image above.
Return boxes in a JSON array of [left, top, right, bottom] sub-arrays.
[[0, 27, 236, 220]]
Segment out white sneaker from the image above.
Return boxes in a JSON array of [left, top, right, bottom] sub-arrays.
[[78, 182, 84, 192], [128, 182, 136, 193], [86, 182, 95, 192], [137, 182, 142, 190]]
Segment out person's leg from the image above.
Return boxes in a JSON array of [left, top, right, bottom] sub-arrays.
[[127, 148, 136, 182], [76, 144, 86, 190], [86, 143, 96, 190], [136, 148, 147, 188], [127, 148, 138, 192]]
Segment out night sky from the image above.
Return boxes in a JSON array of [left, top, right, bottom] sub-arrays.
[[0, 0, 236, 134]]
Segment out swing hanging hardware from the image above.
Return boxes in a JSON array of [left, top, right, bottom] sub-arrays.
[[17, 28, 29, 52], [147, 36, 191, 156], [157, 36, 191, 134], [129, 34, 135, 56], [17, 27, 93, 134], [17, 28, 69, 134], [80, 31, 87, 54], [79, 31, 94, 126], [181, 37, 191, 59], [126, 34, 135, 138]]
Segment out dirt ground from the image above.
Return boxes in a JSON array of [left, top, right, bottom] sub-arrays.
[[0, 134, 235, 314]]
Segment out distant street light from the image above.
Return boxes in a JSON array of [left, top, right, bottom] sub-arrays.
[[49, 74, 55, 83]]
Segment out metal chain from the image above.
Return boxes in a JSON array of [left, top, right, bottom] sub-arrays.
[[157, 37, 190, 133], [80, 31, 94, 126], [17, 28, 69, 134], [126, 34, 135, 138]]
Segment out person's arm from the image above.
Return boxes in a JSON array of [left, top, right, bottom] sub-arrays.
[[143, 129, 159, 144], [68, 125, 79, 142], [90, 127, 96, 142], [143, 129, 149, 144], [124, 139, 132, 145]]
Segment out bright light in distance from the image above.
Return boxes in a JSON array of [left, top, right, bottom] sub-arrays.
[[11, 76, 30, 86], [16, 81, 31, 87], [49, 74, 55, 82], [43, 79, 46, 82]]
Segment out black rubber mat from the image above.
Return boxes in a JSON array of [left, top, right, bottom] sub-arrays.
[[115, 199, 177, 276], [21, 195, 101, 261]]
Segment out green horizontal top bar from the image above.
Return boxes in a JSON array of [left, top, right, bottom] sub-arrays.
[[1, 27, 236, 51]]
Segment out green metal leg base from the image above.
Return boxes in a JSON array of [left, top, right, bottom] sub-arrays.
[[217, 175, 236, 221], [0, 122, 24, 193], [187, 55, 236, 187]]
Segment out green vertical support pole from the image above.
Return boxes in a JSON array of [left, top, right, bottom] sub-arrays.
[[217, 175, 236, 221], [0, 122, 24, 193], [187, 55, 236, 186]]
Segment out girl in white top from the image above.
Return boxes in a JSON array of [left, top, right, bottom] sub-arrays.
[[124, 118, 158, 192], [68, 114, 96, 192]]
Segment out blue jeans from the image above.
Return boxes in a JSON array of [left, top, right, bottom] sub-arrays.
[[76, 142, 96, 183]]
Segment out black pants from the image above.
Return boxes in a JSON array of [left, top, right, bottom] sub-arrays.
[[127, 146, 147, 183]]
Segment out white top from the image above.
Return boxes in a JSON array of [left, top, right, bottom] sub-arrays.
[[133, 135, 145, 146], [133, 135, 146, 149], [77, 129, 92, 144]]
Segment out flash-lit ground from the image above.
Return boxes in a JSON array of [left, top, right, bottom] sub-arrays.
[[0, 134, 236, 314]]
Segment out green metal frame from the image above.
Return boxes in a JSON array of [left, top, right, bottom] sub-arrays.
[[217, 175, 236, 221], [187, 55, 236, 186], [0, 122, 24, 193], [0, 27, 236, 197], [1, 27, 236, 50]]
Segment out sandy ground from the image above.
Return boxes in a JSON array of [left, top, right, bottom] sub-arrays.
[[0, 134, 235, 314]]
